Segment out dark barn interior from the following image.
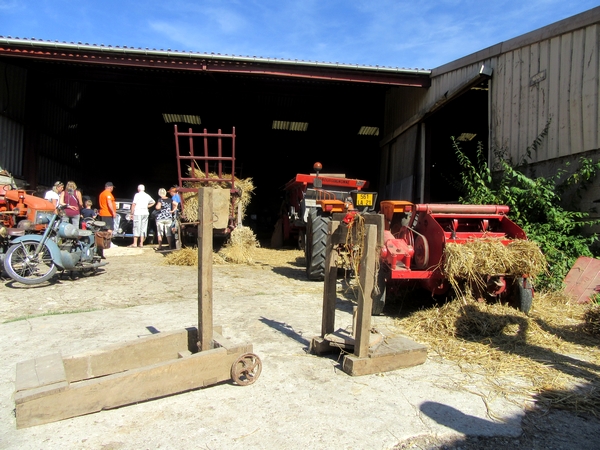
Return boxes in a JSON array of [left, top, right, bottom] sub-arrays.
[[13, 56, 391, 237]]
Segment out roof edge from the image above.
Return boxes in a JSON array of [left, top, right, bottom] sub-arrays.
[[0, 37, 431, 76]]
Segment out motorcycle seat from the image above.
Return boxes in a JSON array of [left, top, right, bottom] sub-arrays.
[[7, 228, 25, 237]]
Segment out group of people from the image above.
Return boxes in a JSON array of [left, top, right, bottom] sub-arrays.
[[43, 180, 98, 228], [44, 180, 181, 250]]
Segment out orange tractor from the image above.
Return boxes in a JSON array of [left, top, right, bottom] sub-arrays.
[[0, 183, 56, 263]]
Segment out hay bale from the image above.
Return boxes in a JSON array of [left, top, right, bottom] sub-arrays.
[[218, 226, 260, 264], [443, 238, 546, 292], [180, 165, 255, 223]]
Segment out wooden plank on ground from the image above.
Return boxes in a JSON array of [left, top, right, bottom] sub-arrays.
[[15, 353, 66, 392], [63, 328, 196, 382], [343, 336, 427, 376], [15, 344, 252, 429]]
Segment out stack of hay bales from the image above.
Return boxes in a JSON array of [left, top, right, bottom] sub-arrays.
[[443, 238, 546, 293], [180, 165, 255, 223]]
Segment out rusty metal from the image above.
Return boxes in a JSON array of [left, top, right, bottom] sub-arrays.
[[230, 353, 262, 386]]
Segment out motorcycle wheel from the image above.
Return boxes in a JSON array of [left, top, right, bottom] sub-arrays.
[[4, 240, 57, 285]]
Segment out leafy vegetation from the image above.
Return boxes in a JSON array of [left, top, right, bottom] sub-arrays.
[[452, 131, 600, 291]]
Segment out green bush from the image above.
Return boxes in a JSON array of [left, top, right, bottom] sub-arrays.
[[452, 136, 600, 291]]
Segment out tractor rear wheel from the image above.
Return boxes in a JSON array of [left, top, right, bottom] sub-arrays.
[[305, 208, 330, 280]]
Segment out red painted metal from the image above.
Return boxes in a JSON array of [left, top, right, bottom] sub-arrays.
[[173, 125, 237, 231], [284, 173, 368, 190], [174, 126, 236, 187], [563, 256, 600, 304], [381, 202, 530, 297]]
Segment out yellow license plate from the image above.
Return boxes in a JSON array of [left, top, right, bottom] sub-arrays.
[[355, 193, 373, 206]]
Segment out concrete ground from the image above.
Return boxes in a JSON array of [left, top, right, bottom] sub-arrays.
[[0, 247, 588, 449]]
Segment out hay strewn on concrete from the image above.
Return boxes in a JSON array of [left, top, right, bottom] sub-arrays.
[[443, 239, 546, 293], [395, 290, 600, 415], [180, 165, 255, 223], [162, 226, 259, 266]]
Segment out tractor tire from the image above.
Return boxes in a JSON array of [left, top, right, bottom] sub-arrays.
[[513, 277, 533, 314], [305, 208, 330, 280]]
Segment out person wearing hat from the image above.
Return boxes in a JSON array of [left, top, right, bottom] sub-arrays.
[[98, 182, 117, 230], [44, 181, 64, 206]]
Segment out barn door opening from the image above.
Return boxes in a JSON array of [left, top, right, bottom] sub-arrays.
[[423, 77, 490, 203]]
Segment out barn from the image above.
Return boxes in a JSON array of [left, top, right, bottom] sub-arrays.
[[1, 6, 599, 236]]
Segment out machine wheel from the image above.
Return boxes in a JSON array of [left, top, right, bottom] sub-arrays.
[[298, 229, 306, 252], [371, 264, 388, 315], [512, 277, 533, 314], [231, 353, 262, 386], [413, 234, 430, 270], [305, 208, 331, 280], [4, 240, 57, 285]]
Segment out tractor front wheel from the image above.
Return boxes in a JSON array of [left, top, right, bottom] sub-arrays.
[[305, 208, 331, 280]]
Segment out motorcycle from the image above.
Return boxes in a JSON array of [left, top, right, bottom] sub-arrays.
[[2, 206, 108, 285]]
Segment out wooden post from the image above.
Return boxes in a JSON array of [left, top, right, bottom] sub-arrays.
[[197, 188, 214, 351], [355, 224, 376, 358], [321, 220, 340, 337]]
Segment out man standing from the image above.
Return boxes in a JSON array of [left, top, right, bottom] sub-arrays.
[[98, 182, 117, 230], [130, 184, 155, 248]]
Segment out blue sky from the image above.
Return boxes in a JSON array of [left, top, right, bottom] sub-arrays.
[[0, 1, 598, 69]]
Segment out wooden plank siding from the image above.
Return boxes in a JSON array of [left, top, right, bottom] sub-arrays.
[[383, 10, 600, 171]]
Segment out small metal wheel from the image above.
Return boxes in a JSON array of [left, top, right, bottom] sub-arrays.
[[231, 352, 262, 386]]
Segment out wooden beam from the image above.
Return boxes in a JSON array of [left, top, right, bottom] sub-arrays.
[[197, 188, 214, 351], [321, 220, 340, 337], [354, 224, 376, 358]]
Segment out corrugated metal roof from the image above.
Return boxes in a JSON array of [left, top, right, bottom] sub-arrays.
[[0, 36, 431, 77]]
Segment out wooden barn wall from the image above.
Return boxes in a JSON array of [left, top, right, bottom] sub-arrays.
[[380, 125, 418, 201], [492, 23, 600, 164]]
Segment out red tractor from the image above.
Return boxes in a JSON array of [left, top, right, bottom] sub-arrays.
[[273, 163, 377, 280]]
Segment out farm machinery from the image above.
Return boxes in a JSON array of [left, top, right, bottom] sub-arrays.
[[371, 201, 536, 314], [274, 162, 377, 280], [0, 181, 56, 263], [173, 126, 244, 247]]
